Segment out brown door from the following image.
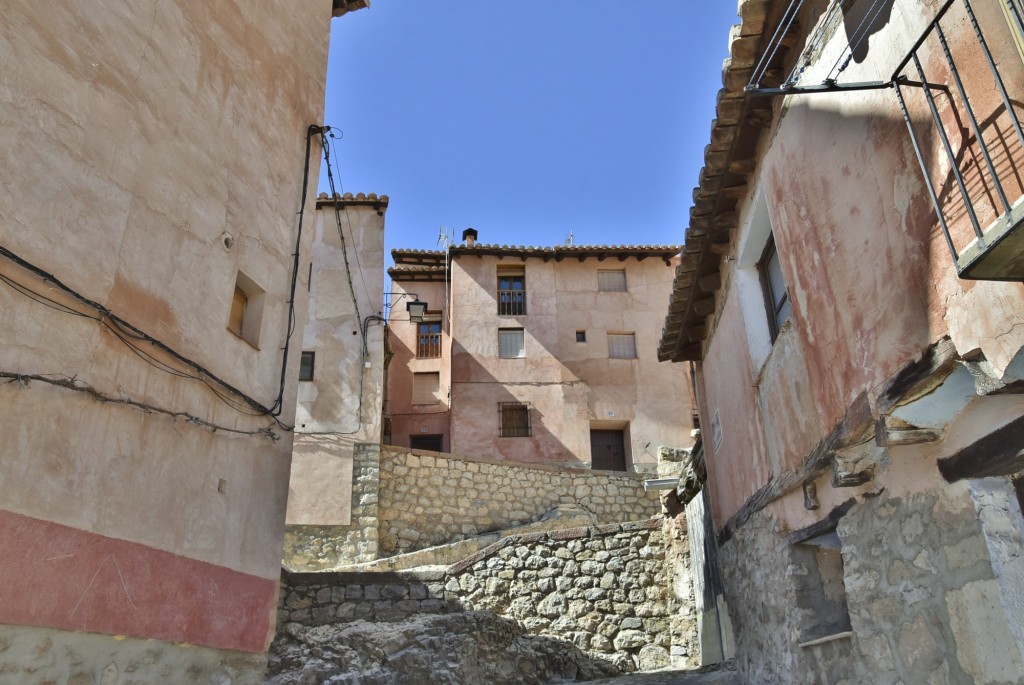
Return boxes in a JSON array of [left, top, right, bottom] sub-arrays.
[[590, 430, 626, 471], [410, 435, 443, 452]]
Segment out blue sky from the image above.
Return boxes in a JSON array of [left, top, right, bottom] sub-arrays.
[[321, 3, 739, 254]]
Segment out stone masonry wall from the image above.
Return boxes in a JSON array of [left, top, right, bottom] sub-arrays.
[[378, 447, 662, 557], [283, 444, 380, 569], [276, 519, 697, 673], [719, 484, 1023, 684]]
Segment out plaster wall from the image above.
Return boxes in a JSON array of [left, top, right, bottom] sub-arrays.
[[694, 3, 1024, 681], [386, 278, 452, 449], [701, 0, 1024, 527], [0, 0, 332, 660], [288, 201, 386, 527], [447, 254, 692, 468]]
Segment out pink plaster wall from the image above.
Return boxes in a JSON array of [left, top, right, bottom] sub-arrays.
[[699, 0, 1024, 528]]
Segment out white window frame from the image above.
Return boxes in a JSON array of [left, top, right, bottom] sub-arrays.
[[736, 189, 789, 372], [498, 328, 525, 358]]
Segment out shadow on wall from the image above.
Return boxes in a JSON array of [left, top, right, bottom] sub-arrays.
[[842, 0, 896, 64]]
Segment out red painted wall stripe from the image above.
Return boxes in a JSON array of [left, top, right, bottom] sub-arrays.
[[0, 509, 277, 653]]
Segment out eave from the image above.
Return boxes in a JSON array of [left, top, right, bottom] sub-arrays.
[[449, 243, 680, 265], [657, 0, 794, 363]]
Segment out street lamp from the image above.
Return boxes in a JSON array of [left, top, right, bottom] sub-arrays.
[[406, 299, 427, 323]]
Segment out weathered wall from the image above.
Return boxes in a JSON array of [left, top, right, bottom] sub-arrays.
[[287, 197, 387, 530], [720, 481, 1024, 685], [284, 443, 381, 569], [0, 0, 334, 674], [275, 519, 697, 673], [681, 3, 1024, 683]]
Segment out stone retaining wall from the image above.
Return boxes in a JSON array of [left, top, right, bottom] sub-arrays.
[[276, 518, 698, 672], [284, 446, 663, 570], [378, 447, 662, 557]]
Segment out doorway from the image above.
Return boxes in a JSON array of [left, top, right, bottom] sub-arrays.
[[590, 429, 627, 471], [410, 434, 443, 452]]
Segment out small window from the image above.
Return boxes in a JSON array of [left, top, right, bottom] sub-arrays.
[[228, 271, 265, 348], [597, 269, 627, 292], [299, 351, 315, 381], [497, 267, 526, 316], [759, 236, 791, 341], [413, 372, 441, 405], [608, 332, 637, 359], [499, 402, 531, 437], [416, 320, 442, 358], [576, 330, 586, 343], [498, 328, 525, 358]]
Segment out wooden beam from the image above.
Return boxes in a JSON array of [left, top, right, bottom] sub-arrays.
[[877, 337, 959, 413], [718, 392, 873, 544], [938, 414, 1024, 482]]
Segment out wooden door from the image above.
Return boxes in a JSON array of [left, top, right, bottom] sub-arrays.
[[590, 430, 626, 471]]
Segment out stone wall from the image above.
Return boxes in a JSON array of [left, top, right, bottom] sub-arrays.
[[275, 519, 697, 673], [283, 444, 381, 568], [284, 446, 663, 570], [719, 483, 1024, 684], [378, 447, 662, 557]]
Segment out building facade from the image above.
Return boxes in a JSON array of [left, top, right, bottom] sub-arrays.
[[660, 0, 1024, 682], [0, 1, 365, 681], [285, 193, 388, 565], [387, 233, 695, 472]]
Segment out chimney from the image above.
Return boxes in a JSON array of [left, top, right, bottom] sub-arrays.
[[462, 228, 478, 246]]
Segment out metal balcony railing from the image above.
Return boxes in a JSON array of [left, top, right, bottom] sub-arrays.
[[498, 289, 526, 316], [891, 0, 1024, 279]]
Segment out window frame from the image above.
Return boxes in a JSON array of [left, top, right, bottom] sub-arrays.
[[412, 371, 441, 405], [498, 402, 531, 437], [498, 327, 526, 358], [576, 330, 586, 343], [758, 235, 791, 342], [228, 270, 265, 348], [597, 269, 627, 292], [299, 351, 315, 381], [416, 319, 442, 358], [607, 332, 638, 359], [497, 267, 526, 316]]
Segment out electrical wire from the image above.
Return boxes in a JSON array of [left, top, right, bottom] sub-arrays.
[[0, 245, 285, 425], [319, 128, 364, 338], [0, 372, 280, 440]]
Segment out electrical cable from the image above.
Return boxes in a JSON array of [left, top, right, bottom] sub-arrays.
[[320, 127, 364, 337], [270, 123, 322, 417], [0, 372, 280, 440], [0, 245, 282, 423]]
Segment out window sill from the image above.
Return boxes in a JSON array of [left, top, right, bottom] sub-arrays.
[[798, 631, 854, 649]]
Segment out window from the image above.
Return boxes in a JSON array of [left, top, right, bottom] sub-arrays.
[[498, 328, 525, 358], [497, 268, 526, 315], [597, 269, 627, 292], [499, 402, 531, 437], [759, 236, 791, 341], [576, 330, 586, 343], [608, 332, 637, 359], [412, 372, 441, 405], [416, 320, 442, 358], [299, 351, 315, 381], [228, 271, 265, 347]]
